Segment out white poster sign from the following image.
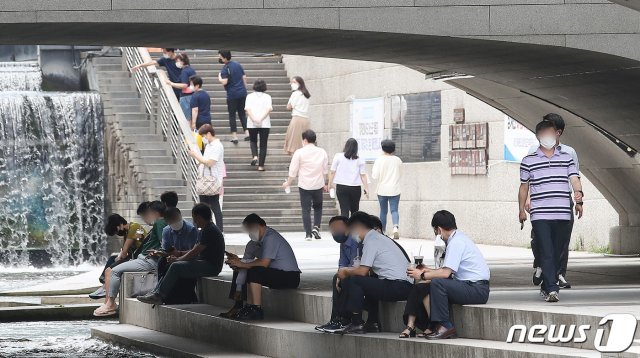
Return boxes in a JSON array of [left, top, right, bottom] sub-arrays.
[[351, 97, 385, 161], [504, 115, 537, 162]]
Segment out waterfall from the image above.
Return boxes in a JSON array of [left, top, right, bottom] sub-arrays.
[[0, 62, 105, 267], [0, 62, 42, 91]]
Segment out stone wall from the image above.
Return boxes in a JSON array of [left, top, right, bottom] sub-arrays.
[[283, 55, 618, 250]]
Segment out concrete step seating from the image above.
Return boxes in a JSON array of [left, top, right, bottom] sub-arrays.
[[108, 274, 610, 358]]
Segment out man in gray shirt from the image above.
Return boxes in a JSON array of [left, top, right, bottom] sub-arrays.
[[331, 211, 412, 334], [226, 214, 301, 321]]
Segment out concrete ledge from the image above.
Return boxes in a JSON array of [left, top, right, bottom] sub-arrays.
[[121, 299, 600, 358], [40, 294, 101, 305], [92, 323, 263, 358], [0, 303, 106, 322]]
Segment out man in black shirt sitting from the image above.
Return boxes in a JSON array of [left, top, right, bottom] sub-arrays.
[[138, 203, 225, 305]]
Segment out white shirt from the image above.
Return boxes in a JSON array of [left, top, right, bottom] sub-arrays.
[[371, 154, 402, 196], [201, 138, 224, 181], [289, 144, 328, 190], [245, 92, 272, 129], [527, 142, 579, 172], [288, 90, 309, 118], [443, 231, 490, 282], [331, 153, 366, 187]]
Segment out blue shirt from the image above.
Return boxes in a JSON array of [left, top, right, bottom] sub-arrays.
[[261, 227, 300, 272], [338, 238, 360, 268], [190, 90, 212, 126], [179, 66, 196, 96], [220, 61, 247, 100], [161, 220, 199, 252], [156, 56, 181, 83], [443, 230, 490, 282]]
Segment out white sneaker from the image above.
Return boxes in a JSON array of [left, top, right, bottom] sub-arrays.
[[392, 226, 399, 240], [545, 291, 559, 302], [305, 235, 313, 241]]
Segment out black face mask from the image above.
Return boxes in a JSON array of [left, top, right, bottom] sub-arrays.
[[218, 58, 224, 64], [117, 228, 128, 237], [332, 233, 349, 244]]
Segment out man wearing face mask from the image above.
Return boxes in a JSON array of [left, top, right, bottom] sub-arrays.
[[138, 203, 225, 305], [131, 48, 181, 99], [526, 113, 580, 290], [217, 50, 249, 144], [405, 210, 490, 340], [331, 211, 413, 334], [225, 214, 301, 320], [519, 120, 583, 303]]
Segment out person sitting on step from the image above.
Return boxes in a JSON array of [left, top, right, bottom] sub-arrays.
[[405, 210, 490, 340], [219, 237, 263, 318], [137, 203, 225, 305], [224, 213, 301, 320], [93, 201, 167, 317]]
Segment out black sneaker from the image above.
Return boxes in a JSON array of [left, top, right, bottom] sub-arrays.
[[339, 322, 367, 335], [322, 321, 348, 333], [315, 320, 338, 332], [235, 305, 264, 321], [244, 136, 251, 141], [312, 226, 322, 240], [558, 274, 571, 289], [89, 286, 106, 300], [230, 138, 239, 144], [364, 321, 382, 333], [532, 268, 543, 286]]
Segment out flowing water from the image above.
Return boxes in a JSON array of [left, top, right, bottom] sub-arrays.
[[0, 62, 105, 267]]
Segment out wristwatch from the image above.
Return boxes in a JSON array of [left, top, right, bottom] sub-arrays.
[[420, 271, 426, 281]]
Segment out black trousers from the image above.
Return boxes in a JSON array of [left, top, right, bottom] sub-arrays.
[[531, 219, 572, 293], [403, 283, 431, 331], [248, 128, 270, 166], [336, 184, 361, 217], [299, 188, 323, 237], [429, 278, 490, 323], [343, 276, 412, 315], [246, 267, 300, 289], [331, 274, 379, 322], [227, 97, 247, 133], [199, 194, 223, 232], [531, 212, 574, 276]]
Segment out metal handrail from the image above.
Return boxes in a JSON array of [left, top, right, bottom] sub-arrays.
[[122, 47, 199, 204]]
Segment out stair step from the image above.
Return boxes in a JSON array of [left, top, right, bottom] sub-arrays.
[[140, 156, 175, 165], [122, 300, 600, 358], [91, 56, 123, 65], [148, 178, 186, 187], [138, 149, 170, 157]]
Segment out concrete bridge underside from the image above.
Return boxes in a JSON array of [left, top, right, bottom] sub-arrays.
[[1, 0, 638, 252]]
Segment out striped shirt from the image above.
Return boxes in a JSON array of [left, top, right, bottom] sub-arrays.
[[520, 148, 579, 221]]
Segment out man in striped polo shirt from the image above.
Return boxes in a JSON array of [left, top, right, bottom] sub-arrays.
[[518, 120, 584, 302]]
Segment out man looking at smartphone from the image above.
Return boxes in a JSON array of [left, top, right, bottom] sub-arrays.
[[138, 203, 225, 305]]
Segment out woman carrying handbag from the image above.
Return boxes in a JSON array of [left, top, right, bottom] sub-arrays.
[[189, 124, 225, 232]]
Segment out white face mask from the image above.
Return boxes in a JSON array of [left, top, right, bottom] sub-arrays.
[[353, 232, 363, 244], [189, 85, 196, 92], [163, 53, 170, 59], [170, 220, 184, 232], [249, 229, 261, 242], [176, 62, 183, 69], [201, 136, 209, 145], [290, 83, 299, 91], [539, 136, 556, 150]]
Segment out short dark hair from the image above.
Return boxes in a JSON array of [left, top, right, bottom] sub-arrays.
[[160, 191, 179, 208], [343, 138, 359, 160], [302, 129, 317, 144], [192, 203, 212, 222], [369, 215, 383, 231], [253, 79, 267, 92], [176, 52, 190, 66], [347, 211, 375, 230], [190, 75, 203, 88], [329, 215, 349, 226], [163, 48, 175, 53], [164, 207, 182, 222], [431, 210, 457, 230], [218, 50, 232, 61], [148, 200, 166, 216], [543, 113, 565, 133], [535, 120, 557, 134], [198, 124, 215, 136], [242, 213, 267, 227], [105, 214, 127, 236], [136, 201, 150, 216], [381, 139, 396, 154]]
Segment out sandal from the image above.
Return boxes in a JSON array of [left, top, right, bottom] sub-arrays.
[[417, 329, 433, 338], [399, 326, 416, 338]]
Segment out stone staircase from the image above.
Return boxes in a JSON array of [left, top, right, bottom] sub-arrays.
[[151, 51, 337, 232], [90, 55, 194, 219]]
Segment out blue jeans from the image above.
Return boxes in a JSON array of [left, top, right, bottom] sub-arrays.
[[378, 194, 400, 232], [179, 94, 193, 120]]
